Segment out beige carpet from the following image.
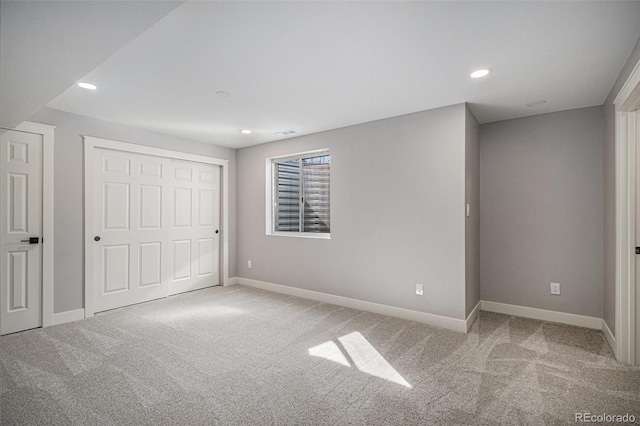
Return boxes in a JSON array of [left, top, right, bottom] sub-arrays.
[[1, 284, 639, 425]]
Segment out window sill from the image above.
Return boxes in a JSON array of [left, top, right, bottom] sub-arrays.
[[267, 232, 331, 240]]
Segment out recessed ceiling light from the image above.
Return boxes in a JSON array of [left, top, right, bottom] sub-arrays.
[[240, 129, 252, 134], [470, 68, 491, 79], [525, 99, 547, 108], [77, 82, 97, 90], [216, 91, 230, 98]]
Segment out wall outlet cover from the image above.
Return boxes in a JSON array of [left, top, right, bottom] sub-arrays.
[[550, 282, 560, 295], [416, 283, 424, 296]]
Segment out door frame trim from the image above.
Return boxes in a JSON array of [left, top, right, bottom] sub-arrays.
[[0, 121, 55, 329], [83, 136, 230, 318], [614, 57, 640, 364]]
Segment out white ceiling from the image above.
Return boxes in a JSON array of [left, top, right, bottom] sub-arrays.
[[0, 0, 181, 130], [31, 2, 640, 148]]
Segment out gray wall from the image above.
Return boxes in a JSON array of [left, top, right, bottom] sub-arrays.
[[603, 36, 640, 334], [480, 106, 604, 317], [237, 104, 469, 320], [465, 106, 480, 317], [29, 107, 237, 313]]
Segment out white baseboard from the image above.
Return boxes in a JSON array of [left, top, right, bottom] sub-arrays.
[[237, 277, 467, 333], [53, 309, 85, 326], [466, 301, 481, 332], [602, 319, 616, 355], [480, 300, 602, 330], [225, 276, 239, 286]]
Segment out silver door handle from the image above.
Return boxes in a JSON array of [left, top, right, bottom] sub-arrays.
[[20, 237, 41, 244]]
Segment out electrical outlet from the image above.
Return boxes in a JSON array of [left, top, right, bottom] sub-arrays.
[[248, 260, 252, 269], [416, 283, 424, 296], [550, 282, 560, 295]]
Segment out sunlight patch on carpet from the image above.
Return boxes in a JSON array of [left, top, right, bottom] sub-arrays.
[[308, 331, 412, 388], [308, 340, 351, 367]]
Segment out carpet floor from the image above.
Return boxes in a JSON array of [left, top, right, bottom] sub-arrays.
[[1, 285, 639, 425]]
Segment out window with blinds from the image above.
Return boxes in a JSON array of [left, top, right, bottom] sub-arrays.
[[272, 151, 330, 235]]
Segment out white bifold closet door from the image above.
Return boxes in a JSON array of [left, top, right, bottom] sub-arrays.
[[91, 148, 220, 313]]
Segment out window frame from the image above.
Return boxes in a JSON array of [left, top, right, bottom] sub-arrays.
[[265, 148, 331, 239]]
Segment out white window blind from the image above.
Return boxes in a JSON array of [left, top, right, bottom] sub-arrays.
[[273, 152, 330, 234]]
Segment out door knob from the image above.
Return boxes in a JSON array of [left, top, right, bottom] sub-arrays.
[[636, 247, 640, 255], [94, 236, 101, 241], [215, 230, 219, 234]]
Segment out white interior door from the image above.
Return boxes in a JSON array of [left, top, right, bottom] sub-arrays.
[[91, 149, 170, 313], [0, 130, 42, 335], [91, 148, 220, 313], [636, 109, 640, 366], [169, 160, 220, 295]]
